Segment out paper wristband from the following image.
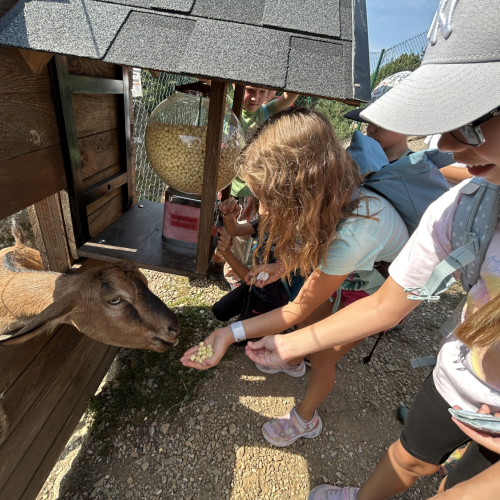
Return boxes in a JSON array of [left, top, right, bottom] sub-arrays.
[[231, 321, 246, 343]]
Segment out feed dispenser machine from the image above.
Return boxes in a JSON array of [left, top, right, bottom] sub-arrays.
[[145, 83, 244, 259]]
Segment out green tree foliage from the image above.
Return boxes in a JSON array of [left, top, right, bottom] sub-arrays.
[[313, 99, 357, 142], [372, 52, 423, 88]]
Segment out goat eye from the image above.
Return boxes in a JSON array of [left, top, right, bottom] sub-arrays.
[[109, 298, 121, 305]]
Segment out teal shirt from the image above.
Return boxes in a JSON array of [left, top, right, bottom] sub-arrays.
[[319, 189, 409, 294]]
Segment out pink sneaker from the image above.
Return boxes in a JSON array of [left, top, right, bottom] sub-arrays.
[[255, 361, 306, 377], [262, 406, 322, 447], [308, 485, 359, 500]]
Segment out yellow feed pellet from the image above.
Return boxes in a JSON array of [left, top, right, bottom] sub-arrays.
[[145, 123, 241, 195]]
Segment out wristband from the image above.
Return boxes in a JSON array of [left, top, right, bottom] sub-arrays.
[[230, 321, 246, 343]]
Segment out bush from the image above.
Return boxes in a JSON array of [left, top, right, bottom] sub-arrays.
[[313, 99, 357, 142]]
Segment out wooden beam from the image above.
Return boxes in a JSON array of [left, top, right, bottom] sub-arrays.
[[221, 83, 245, 201], [149, 69, 160, 79], [69, 74, 124, 94], [121, 66, 133, 209], [232, 83, 246, 121], [14, 49, 53, 77], [0, 47, 52, 94], [67, 57, 119, 79], [49, 55, 89, 247], [27, 193, 72, 273], [17, 345, 118, 500], [0, 91, 60, 162], [0, 145, 66, 220], [195, 80, 227, 274]]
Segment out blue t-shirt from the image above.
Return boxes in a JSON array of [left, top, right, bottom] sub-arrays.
[[319, 189, 409, 294]]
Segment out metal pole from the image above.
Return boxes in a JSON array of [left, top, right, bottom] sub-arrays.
[[370, 48, 385, 89], [357, 48, 385, 131]]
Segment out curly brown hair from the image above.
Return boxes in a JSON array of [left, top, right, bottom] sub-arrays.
[[239, 107, 374, 280]]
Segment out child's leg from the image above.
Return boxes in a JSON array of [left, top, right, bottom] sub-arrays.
[[355, 373, 471, 500], [288, 298, 334, 366], [295, 339, 362, 422], [212, 284, 249, 321], [356, 440, 440, 500]]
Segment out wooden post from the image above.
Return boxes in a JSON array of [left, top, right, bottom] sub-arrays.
[[221, 83, 245, 201], [14, 49, 53, 77], [27, 193, 72, 272], [195, 80, 227, 274], [49, 55, 90, 248]]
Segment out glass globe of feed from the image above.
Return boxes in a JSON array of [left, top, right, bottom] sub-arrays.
[[145, 92, 245, 197]]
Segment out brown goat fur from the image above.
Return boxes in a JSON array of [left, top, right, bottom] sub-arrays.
[[0, 230, 180, 352]]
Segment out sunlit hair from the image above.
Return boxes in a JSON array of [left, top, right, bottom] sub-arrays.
[[455, 293, 500, 349], [239, 107, 374, 280]]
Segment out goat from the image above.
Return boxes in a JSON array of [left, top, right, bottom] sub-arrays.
[[0, 224, 180, 352]]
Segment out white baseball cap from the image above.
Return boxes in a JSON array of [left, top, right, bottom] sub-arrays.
[[360, 0, 500, 135]]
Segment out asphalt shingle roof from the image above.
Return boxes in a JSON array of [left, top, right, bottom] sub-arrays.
[[0, 0, 370, 102]]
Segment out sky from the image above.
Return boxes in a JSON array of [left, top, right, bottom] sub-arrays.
[[366, 0, 438, 52]]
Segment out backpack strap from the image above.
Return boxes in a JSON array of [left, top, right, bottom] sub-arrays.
[[404, 179, 500, 334]]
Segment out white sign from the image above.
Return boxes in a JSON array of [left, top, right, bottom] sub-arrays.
[[132, 68, 143, 97]]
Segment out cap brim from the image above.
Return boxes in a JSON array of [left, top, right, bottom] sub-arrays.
[[360, 62, 500, 136], [343, 107, 370, 123]]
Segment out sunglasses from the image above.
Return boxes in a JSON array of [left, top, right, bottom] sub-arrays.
[[450, 107, 500, 146]]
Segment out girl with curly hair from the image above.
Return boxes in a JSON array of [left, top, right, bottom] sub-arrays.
[[181, 107, 409, 446]]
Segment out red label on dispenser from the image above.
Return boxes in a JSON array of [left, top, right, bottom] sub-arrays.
[[170, 214, 198, 230]]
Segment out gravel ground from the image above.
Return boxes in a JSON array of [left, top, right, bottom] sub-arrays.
[[35, 270, 465, 500]]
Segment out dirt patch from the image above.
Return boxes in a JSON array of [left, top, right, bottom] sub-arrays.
[[35, 273, 464, 500]]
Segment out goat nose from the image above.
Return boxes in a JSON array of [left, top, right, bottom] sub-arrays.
[[169, 321, 181, 338]]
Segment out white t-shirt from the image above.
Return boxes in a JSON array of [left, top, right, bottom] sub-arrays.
[[390, 181, 500, 412], [320, 189, 409, 295]]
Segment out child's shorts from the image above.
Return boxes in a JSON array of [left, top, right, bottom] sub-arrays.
[[212, 283, 287, 323], [330, 289, 369, 309], [400, 372, 499, 490]]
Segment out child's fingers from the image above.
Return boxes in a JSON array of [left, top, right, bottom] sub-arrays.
[[246, 338, 267, 350], [181, 359, 210, 371], [181, 346, 200, 359]]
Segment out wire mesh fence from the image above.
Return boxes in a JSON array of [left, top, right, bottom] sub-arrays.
[[370, 31, 428, 87], [133, 31, 430, 202], [133, 71, 197, 202]]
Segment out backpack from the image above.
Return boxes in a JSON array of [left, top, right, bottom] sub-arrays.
[[404, 177, 500, 337], [346, 131, 452, 364], [347, 131, 452, 235]]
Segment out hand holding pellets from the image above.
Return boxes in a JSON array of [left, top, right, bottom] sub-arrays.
[[190, 342, 214, 364]]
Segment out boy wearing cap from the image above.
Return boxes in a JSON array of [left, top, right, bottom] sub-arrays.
[[345, 71, 415, 163], [245, 0, 500, 498]]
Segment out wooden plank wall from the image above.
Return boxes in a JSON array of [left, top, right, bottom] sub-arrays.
[[0, 49, 134, 500]]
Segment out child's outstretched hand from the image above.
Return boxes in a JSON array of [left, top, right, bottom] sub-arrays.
[[451, 404, 500, 454], [219, 199, 241, 220], [245, 335, 290, 367], [180, 326, 234, 371], [216, 227, 231, 254], [245, 263, 282, 288]]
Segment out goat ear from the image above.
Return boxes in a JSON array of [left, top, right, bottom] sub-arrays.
[[0, 298, 78, 347]]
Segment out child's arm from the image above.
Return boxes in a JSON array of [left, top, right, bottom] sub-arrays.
[[275, 92, 299, 113], [244, 277, 419, 367], [440, 166, 472, 184], [215, 228, 248, 282], [219, 199, 255, 237]]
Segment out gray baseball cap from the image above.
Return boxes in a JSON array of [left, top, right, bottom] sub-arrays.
[[360, 0, 500, 135]]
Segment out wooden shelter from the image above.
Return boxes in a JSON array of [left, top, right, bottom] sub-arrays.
[[0, 1, 369, 498]]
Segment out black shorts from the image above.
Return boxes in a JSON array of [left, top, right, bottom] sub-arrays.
[[212, 283, 285, 322], [400, 372, 499, 490]]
